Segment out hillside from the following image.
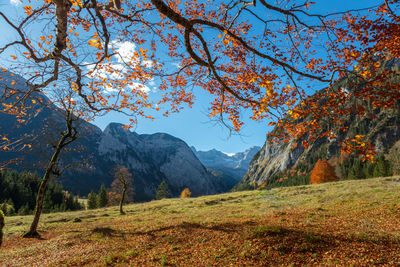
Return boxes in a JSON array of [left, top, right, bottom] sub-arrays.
[[1, 176, 399, 266], [241, 61, 400, 188]]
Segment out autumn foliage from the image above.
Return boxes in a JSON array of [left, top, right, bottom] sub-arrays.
[[180, 188, 191, 198], [310, 159, 339, 184], [1, 0, 399, 163]]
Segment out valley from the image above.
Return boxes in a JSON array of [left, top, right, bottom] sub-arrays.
[[1, 176, 399, 266]]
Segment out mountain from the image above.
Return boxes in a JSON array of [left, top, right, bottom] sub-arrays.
[[191, 146, 261, 181], [0, 72, 232, 201], [241, 61, 400, 188]]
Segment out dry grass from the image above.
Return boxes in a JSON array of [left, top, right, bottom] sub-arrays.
[[1, 176, 400, 266]]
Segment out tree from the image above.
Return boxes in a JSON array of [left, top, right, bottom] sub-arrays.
[[87, 191, 97, 210], [373, 154, 392, 177], [180, 188, 191, 198], [0, 209, 4, 248], [388, 141, 400, 175], [310, 159, 339, 184], [97, 184, 108, 208], [23, 106, 79, 238], [155, 181, 169, 200], [111, 165, 134, 215], [1, 0, 398, 164]]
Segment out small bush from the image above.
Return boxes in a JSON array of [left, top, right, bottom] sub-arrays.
[[0, 210, 4, 247], [0, 203, 15, 216], [180, 188, 191, 198]]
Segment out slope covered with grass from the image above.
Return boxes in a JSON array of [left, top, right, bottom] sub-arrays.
[[1, 177, 400, 266]]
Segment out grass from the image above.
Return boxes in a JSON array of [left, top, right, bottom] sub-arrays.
[[1, 176, 400, 266]]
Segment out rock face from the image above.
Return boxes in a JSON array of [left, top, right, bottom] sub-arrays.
[[0, 72, 231, 201], [241, 141, 305, 186], [97, 123, 221, 200], [242, 70, 400, 187], [192, 146, 261, 181]]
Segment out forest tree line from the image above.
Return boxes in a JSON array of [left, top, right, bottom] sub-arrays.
[[0, 170, 83, 216]]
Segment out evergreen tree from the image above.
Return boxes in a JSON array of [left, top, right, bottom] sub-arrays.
[[97, 185, 108, 208], [155, 181, 170, 200], [87, 191, 97, 209], [373, 155, 392, 177], [348, 159, 365, 180]]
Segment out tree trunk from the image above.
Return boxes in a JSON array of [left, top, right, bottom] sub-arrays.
[[119, 185, 126, 215], [23, 143, 64, 238], [23, 111, 76, 238]]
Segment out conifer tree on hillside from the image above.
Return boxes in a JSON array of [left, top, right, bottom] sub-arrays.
[[87, 192, 97, 210], [155, 181, 170, 200], [373, 155, 392, 177], [310, 160, 339, 184], [97, 185, 108, 208]]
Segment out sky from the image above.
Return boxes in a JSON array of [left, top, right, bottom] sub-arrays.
[[0, 0, 382, 154]]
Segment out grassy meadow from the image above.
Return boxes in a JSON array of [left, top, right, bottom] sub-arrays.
[[1, 176, 400, 266]]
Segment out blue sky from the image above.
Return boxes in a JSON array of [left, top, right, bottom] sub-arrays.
[[0, 0, 382, 153]]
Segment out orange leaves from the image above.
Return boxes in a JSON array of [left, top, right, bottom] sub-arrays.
[[88, 32, 102, 49], [340, 135, 377, 162], [10, 55, 17, 60], [69, 0, 83, 8], [23, 6, 33, 15], [310, 159, 339, 184], [180, 188, 191, 198]]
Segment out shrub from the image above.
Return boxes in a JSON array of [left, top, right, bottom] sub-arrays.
[[310, 159, 339, 184], [0, 202, 15, 216], [0, 210, 4, 247], [180, 188, 191, 198]]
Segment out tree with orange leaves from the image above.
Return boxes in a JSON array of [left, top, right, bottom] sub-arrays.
[[1, 1, 397, 137], [180, 188, 191, 198], [310, 159, 339, 184]]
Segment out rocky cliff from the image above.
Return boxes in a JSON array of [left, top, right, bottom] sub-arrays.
[[242, 64, 400, 187]]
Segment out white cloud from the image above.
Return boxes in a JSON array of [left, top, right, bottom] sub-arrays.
[[172, 62, 181, 68], [87, 40, 157, 94], [10, 0, 21, 6]]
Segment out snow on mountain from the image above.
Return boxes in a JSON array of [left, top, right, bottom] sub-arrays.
[[191, 146, 261, 181]]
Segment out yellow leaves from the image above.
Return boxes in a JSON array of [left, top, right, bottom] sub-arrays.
[[258, 80, 274, 90], [89, 38, 102, 49], [70, 0, 83, 8]]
